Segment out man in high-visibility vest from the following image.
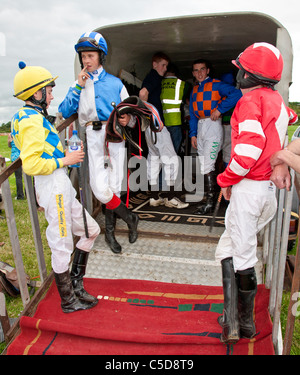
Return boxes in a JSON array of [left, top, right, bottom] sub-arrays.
[[160, 64, 190, 154]]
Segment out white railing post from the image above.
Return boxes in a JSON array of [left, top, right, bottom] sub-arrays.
[[272, 169, 295, 354]]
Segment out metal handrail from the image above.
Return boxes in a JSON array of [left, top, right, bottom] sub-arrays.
[[262, 167, 300, 355], [273, 170, 295, 353]]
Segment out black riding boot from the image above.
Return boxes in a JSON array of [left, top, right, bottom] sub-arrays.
[[218, 257, 240, 343], [194, 171, 216, 215], [105, 209, 122, 253], [54, 269, 97, 313], [113, 201, 139, 243], [70, 248, 98, 305], [237, 267, 257, 339]]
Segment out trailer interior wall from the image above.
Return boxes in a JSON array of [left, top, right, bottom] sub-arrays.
[[74, 12, 293, 104]]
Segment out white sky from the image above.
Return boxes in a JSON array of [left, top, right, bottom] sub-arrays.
[[0, 0, 299, 124]]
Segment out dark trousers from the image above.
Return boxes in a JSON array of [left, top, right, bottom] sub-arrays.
[[166, 125, 182, 154], [15, 167, 24, 199]]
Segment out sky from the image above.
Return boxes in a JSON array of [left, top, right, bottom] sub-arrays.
[[0, 0, 299, 124]]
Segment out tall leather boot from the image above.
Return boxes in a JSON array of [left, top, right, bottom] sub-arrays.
[[113, 201, 139, 243], [105, 209, 122, 253], [218, 257, 240, 343], [237, 267, 257, 339], [54, 269, 97, 313], [194, 171, 216, 215], [70, 248, 98, 305]]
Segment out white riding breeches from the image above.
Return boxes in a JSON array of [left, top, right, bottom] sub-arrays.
[[145, 126, 179, 187], [215, 178, 277, 272], [196, 118, 223, 175], [86, 124, 126, 204], [34, 168, 100, 274]]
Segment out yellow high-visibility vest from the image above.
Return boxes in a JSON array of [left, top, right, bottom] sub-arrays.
[[161, 77, 185, 126]]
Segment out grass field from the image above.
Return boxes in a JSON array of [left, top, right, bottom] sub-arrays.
[[0, 124, 300, 354]]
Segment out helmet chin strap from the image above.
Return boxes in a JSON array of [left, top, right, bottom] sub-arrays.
[[236, 69, 263, 90], [235, 59, 277, 91], [29, 86, 49, 116], [28, 86, 57, 124]]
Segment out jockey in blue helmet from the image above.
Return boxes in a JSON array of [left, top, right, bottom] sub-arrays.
[[75, 31, 108, 68]]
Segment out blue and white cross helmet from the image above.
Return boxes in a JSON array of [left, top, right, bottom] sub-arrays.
[[75, 31, 108, 67], [75, 31, 108, 55]]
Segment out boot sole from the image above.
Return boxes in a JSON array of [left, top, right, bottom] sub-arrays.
[[75, 291, 99, 305], [62, 300, 98, 313], [218, 316, 240, 344], [105, 236, 122, 253], [220, 336, 240, 344], [220, 329, 240, 344], [193, 207, 214, 215], [240, 329, 256, 339]]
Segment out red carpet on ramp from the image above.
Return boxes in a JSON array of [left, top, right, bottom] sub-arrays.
[[7, 278, 274, 355]]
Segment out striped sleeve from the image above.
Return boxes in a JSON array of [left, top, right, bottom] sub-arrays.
[[217, 104, 266, 187], [287, 107, 298, 125]]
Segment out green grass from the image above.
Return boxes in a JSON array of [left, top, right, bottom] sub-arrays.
[[280, 292, 300, 355], [1, 122, 300, 354], [288, 125, 299, 142]]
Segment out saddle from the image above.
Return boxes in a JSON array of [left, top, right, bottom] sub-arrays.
[[106, 96, 163, 150]]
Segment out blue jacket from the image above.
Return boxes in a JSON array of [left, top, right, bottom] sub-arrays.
[[59, 68, 127, 121], [189, 77, 242, 137], [9, 137, 20, 162]]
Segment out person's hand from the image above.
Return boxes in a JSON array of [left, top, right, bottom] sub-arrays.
[[118, 114, 131, 127], [221, 186, 232, 201], [210, 109, 221, 121], [191, 136, 197, 149], [62, 142, 85, 166], [270, 163, 291, 191], [139, 87, 149, 101], [78, 67, 90, 87], [270, 150, 285, 168]]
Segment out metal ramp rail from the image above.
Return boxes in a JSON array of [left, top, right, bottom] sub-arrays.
[[0, 115, 299, 355]]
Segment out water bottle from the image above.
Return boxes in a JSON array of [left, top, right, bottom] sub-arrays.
[[68, 130, 81, 168]]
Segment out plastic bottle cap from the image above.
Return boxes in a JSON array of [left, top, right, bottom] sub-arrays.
[[73, 130, 78, 135]]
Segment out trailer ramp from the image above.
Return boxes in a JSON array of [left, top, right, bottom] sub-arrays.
[[86, 214, 264, 286]]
